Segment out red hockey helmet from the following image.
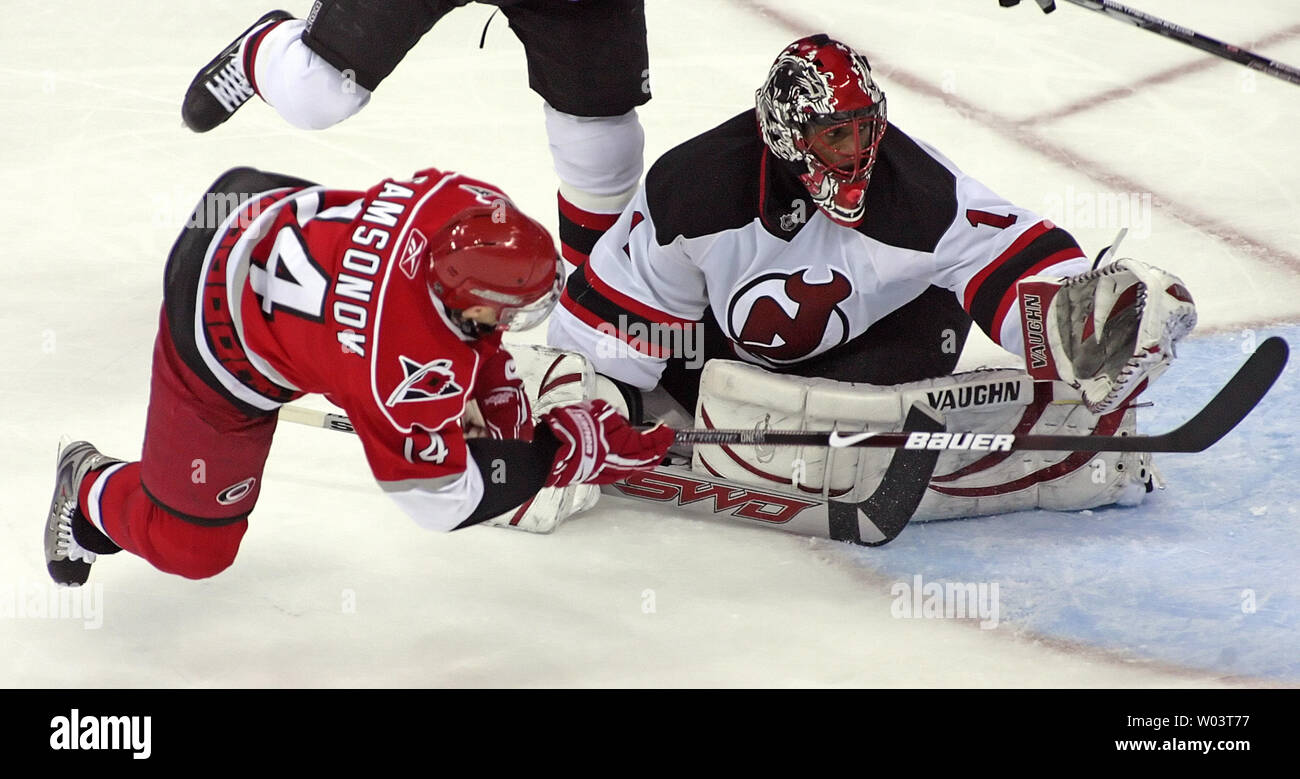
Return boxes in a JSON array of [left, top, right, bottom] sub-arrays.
[[426, 204, 563, 332], [756, 34, 887, 227]]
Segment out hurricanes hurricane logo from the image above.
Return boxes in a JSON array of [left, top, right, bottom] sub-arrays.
[[216, 477, 256, 506], [385, 356, 462, 406], [727, 268, 853, 364]]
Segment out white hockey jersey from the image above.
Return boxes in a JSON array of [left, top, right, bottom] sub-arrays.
[[548, 110, 1090, 390]]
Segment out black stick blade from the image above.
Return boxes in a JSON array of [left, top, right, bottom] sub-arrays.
[[827, 404, 944, 546], [1011, 335, 1289, 453], [1162, 335, 1289, 451]]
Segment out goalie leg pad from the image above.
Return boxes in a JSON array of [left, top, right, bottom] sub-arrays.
[[693, 359, 1153, 521]]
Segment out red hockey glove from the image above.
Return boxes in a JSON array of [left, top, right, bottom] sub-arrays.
[[540, 400, 674, 487], [473, 348, 534, 441]]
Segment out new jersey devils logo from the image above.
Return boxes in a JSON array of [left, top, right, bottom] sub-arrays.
[[727, 268, 853, 364]]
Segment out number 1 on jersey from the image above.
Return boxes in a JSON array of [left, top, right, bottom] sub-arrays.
[[966, 209, 1018, 230]]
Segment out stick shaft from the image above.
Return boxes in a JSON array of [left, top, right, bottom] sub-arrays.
[[1063, 0, 1300, 85], [278, 338, 1287, 454]]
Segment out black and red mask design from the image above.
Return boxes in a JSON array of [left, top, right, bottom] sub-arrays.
[[756, 35, 887, 227]]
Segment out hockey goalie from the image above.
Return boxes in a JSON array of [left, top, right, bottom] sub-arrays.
[[514, 34, 1197, 542]]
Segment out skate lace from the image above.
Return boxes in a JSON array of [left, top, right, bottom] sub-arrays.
[[55, 500, 96, 565], [205, 58, 253, 112]]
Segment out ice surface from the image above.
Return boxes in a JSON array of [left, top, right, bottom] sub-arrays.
[[1, 0, 1296, 687]]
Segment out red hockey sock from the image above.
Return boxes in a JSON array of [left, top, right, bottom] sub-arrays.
[[557, 191, 622, 270]]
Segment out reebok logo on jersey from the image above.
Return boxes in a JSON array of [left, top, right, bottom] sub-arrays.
[[385, 356, 462, 406], [399, 229, 427, 281]]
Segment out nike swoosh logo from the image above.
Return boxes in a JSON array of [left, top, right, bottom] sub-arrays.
[[828, 430, 876, 447]]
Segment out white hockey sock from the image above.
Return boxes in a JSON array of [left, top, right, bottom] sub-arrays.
[[251, 19, 371, 130]]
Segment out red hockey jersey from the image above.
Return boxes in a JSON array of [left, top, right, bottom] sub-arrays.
[[194, 167, 519, 529]]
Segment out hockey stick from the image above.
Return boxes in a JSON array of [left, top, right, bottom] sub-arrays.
[[276, 400, 942, 546], [278, 404, 357, 433], [604, 405, 945, 547], [1022, 0, 1300, 87], [676, 336, 1289, 453], [277, 337, 1288, 453]]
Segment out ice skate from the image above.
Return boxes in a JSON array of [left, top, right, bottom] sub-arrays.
[[181, 10, 292, 132], [44, 441, 123, 586]]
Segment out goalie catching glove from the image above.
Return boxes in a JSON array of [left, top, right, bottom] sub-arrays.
[[1017, 258, 1197, 413], [541, 399, 674, 487]]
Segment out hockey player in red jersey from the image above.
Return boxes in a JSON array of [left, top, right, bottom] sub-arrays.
[[543, 35, 1199, 534], [181, 1, 649, 272], [43, 166, 673, 585]]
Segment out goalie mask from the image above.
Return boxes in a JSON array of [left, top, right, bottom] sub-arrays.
[[756, 34, 887, 228], [426, 204, 564, 336]]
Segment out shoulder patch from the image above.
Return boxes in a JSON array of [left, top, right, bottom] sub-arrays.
[[385, 356, 463, 407], [855, 124, 958, 252], [645, 110, 765, 244]]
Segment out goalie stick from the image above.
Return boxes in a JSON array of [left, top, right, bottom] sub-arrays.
[[677, 337, 1287, 453], [278, 337, 1288, 454], [605, 404, 945, 547], [275, 339, 1284, 545], [1015, 0, 1300, 87]]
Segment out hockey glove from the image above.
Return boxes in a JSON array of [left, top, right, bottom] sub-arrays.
[[1017, 258, 1197, 414], [473, 348, 534, 441], [540, 400, 674, 487]]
